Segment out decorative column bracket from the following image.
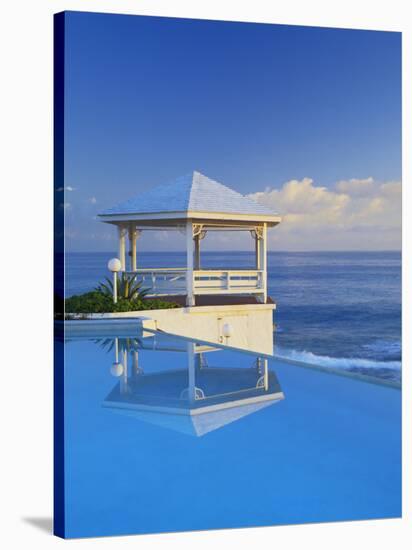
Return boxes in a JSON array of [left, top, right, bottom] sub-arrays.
[[192, 224, 207, 240], [128, 227, 142, 240], [250, 226, 264, 240], [118, 225, 128, 238]]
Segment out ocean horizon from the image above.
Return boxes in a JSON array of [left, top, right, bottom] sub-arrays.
[[63, 250, 401, 384]]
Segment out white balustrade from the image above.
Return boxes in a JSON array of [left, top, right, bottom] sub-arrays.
[[194, 270, 263, 294], [126, 268, 187, 295], [125, 268, 264, 297]]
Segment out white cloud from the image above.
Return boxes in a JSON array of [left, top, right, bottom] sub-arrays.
[[56, 185, 75, 192], [64, 176, 401, 252], [334, 177, 374, 196], [248, 177, 401, 251]]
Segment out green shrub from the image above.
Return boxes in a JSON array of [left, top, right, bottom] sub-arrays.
[[64, 290, 179, 315]]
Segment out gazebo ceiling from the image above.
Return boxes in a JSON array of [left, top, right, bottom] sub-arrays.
[[98, 171, 281, 227]]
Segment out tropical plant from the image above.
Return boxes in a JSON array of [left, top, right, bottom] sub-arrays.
[[95, 272, 150, 301], [64, 290, 179, 315], [94, 336, 144, 354]]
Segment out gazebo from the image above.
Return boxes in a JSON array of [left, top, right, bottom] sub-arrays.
[[98, 171, 280, 306]]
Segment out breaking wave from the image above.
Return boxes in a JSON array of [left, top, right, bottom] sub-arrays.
[[275, 346, 401, 374]]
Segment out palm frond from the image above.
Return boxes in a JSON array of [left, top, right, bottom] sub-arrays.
[[95, 271, 153, 301]]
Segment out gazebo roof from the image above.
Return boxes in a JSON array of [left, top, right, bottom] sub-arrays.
[[98, 171, 280, 226], [105, 399, 279, 437]]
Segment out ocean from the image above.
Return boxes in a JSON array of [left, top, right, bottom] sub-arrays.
[[64, 251, 401, 384]]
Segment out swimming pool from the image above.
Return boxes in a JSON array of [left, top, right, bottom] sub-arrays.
[[57, 324, 401, 538]]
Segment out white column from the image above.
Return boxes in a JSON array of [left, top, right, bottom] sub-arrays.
[[132, 350, 139, 376], [194, 235, 200, 270], [187, 341, 196, 402], [255, 235, 261, 269], [186, 221, 195, 306], [118, 225, 127, 271], [128, 226, 139, 271], [120, 349, 128, 394], [260, 223, 267, 303]]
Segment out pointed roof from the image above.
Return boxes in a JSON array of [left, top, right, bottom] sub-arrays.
[[108, 399, 280, 437], [103, 368, 284, 436], [98, 171, 280, 225]]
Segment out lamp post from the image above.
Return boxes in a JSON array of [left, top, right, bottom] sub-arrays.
[[110, 337, 124, 376], [108, 258, 122, 303]]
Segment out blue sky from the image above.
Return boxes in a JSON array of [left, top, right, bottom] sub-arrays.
[[62, 12, 401, 251]]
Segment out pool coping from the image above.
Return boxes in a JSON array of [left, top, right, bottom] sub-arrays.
[[57, 319, 401, 390]]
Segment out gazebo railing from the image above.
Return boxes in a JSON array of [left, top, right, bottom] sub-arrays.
[[126, 268, 264, 296], [194, 270, 264, 294], [128, 268, 187, 295]]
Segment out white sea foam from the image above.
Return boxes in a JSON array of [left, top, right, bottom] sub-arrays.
[[275, 346, 402, 371]]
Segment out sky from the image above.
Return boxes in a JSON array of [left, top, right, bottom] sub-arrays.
[[61, 11, 401, 252]]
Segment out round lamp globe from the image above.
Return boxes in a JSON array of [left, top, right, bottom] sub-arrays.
[[108, 258, 122, 272], [222, 323, 234, 338], [110, 362, 124, 377]]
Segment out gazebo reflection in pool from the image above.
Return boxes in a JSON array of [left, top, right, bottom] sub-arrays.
[[100, 332, 284, 437]]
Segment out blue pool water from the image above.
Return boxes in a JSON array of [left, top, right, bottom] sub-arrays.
[[59, 327, 401, 538], [63, 251, 402, 384]]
